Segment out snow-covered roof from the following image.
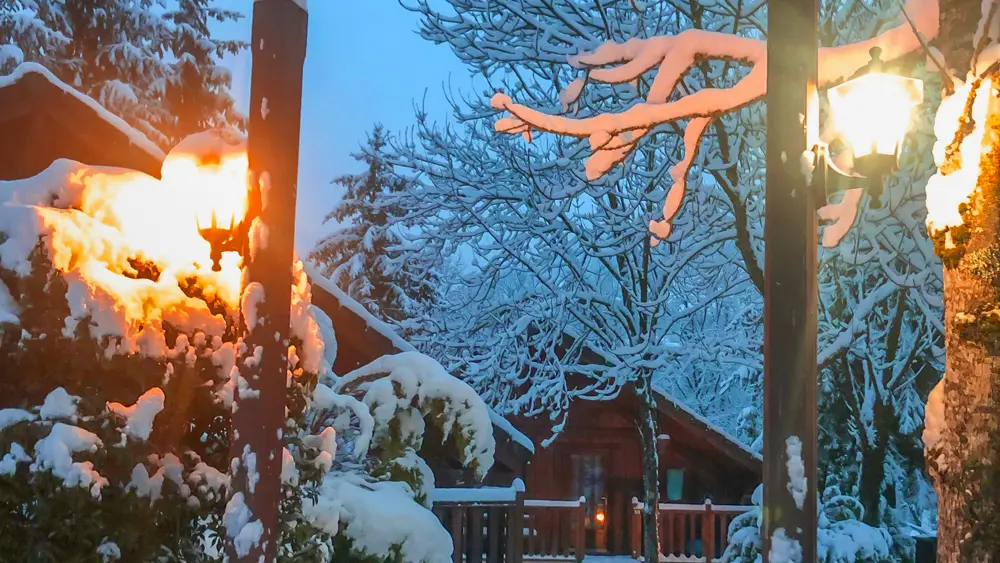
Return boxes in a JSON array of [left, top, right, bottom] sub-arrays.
[[0, 63, 166, 164], [652, 385, 762, 467], [303, 262, 535, 455]]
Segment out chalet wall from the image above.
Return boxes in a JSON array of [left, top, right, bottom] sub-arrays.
[[514, 395, 758, 554]]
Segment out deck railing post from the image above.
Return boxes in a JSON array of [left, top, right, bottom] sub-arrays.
[[631, 497, 642, 560], [703, 499, 715, 562], [576, 496, 587, 562], [510, 487, 525, 563]]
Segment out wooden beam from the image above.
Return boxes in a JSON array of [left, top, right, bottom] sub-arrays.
[[763, 0, 820, 559], [226, 1, 308, 562]]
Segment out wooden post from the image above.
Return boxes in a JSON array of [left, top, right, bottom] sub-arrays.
[[576, 496, 587, 562], [703, 500, 715, 561], [763, 0, 820, 558], [509, 488, 525, 563], [470, 508, 484, 563], [630, 498, 642, 560], [225, 1, 307, 562], [452, 508, 465, 563], [488, 507, 501, 563]]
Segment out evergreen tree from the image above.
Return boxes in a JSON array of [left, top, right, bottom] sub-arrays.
[[0, 0, 246, 148], [311, 124, 438, 324], [161, 0, 246, 143]]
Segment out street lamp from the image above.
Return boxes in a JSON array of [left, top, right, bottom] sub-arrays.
[[196, 210, 245, 272], [815, 47, 924, 208]]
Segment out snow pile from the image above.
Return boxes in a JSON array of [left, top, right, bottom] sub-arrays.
[[924, 78, 993, 234], [0, 279, 17, 324], [302, 473, 452, 562], [31, 423, 108, 499], [39, 387, 80, 420], [96, 540, 121, 562], [290, 258, 327, 376], [224, 492, 263, 557], [335, 351, 496, 479], [106, 388, 166, 440], [720, 485, 894, 563], [0, 442, 30, 475], [769, 528, 802, 563], [0, 408, 35, 431], [785, 436, 806, 510], [0, 130, 256, 358], [0, 156, 240, 355]]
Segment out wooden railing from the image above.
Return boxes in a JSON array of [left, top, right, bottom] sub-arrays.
[[631, 498, 753, 562], [430, 484, 588, 562], [432, 482, 525, 563], [522, 498, 586, 561]]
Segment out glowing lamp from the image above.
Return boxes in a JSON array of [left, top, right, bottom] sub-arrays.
[[162, 131, 250, 272], [824, 47, 923, 207], [595, 509, 606, 525], [196, 210, 242, 272]]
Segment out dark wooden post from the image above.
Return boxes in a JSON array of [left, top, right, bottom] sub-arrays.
[[226, 1, 308, 562], [630, 498, 642, 559], [703, 500, 715, 561], [763, 0, 820, 559], [576, 497, 587, 562], [510, 489, 525, 563], [452, 508, 465, 563]]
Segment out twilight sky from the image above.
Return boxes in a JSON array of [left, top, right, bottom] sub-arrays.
[[214, 0, 471, 253]]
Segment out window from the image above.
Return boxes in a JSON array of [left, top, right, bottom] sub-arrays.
[[571, 454, 605, 522], [666, 468, 684, 501]]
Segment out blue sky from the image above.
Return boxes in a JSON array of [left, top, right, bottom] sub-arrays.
[[215, 0, 472, 253]]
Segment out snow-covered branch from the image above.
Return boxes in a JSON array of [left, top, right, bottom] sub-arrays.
[[490, 0, 939, 242]]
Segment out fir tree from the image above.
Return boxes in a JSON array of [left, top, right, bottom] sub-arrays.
[[311, 124, 437, 324], [161, 0, 246, 143]]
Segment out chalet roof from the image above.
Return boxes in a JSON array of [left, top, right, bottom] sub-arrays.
[[651, 386, 762, 472], [0, 63, 165, 180], [303, 262, 535, 464], [542, 334, 762, 475]]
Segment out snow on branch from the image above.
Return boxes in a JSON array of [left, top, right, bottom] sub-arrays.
[[490, 0, 940, 243]]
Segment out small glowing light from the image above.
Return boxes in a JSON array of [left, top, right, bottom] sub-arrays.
[[827, 72, 923, 159], [595, 510, 606, 524]]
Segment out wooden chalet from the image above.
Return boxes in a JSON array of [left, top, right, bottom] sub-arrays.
[[0, 63, 165, 181], [512, 385, 761, 557]]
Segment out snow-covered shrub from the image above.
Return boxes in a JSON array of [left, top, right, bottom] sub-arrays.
[[0, 157, 495, 562], [720, 485, 896, 563]]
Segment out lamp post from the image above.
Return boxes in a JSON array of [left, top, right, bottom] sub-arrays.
[[763, 33, 922, 562], [763, 0, 820, 559], [214, 1, 308, 562]]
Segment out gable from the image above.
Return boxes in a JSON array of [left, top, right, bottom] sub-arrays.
[[0, 63, 164, 181]]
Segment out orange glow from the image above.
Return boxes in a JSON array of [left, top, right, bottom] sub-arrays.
[[827, 72, 923, 159], [72, 150, 249, 309], [35, 146, 250, 332], [595, 510, 606, 524]]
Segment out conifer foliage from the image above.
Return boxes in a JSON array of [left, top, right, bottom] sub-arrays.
[[311, 125, 437, 324]]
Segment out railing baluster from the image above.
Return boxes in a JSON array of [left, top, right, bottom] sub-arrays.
[[487, 507, 501, 563], [703, 499, 715, 562], [451, 507, 464, 563]]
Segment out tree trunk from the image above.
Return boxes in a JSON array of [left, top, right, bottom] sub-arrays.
[[636, 382, 661, 562], [926, 80, 1000, 562], [927, 0, 1000, 558], [858, 396, 892, 526]]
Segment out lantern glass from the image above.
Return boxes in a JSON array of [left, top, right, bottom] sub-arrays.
[[827, 72, 923, 161], [161, 152, 249, 234]]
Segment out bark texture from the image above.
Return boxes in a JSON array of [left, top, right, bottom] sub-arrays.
[[636, 381, 662, 562], [927, 82, 1000, 562]]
